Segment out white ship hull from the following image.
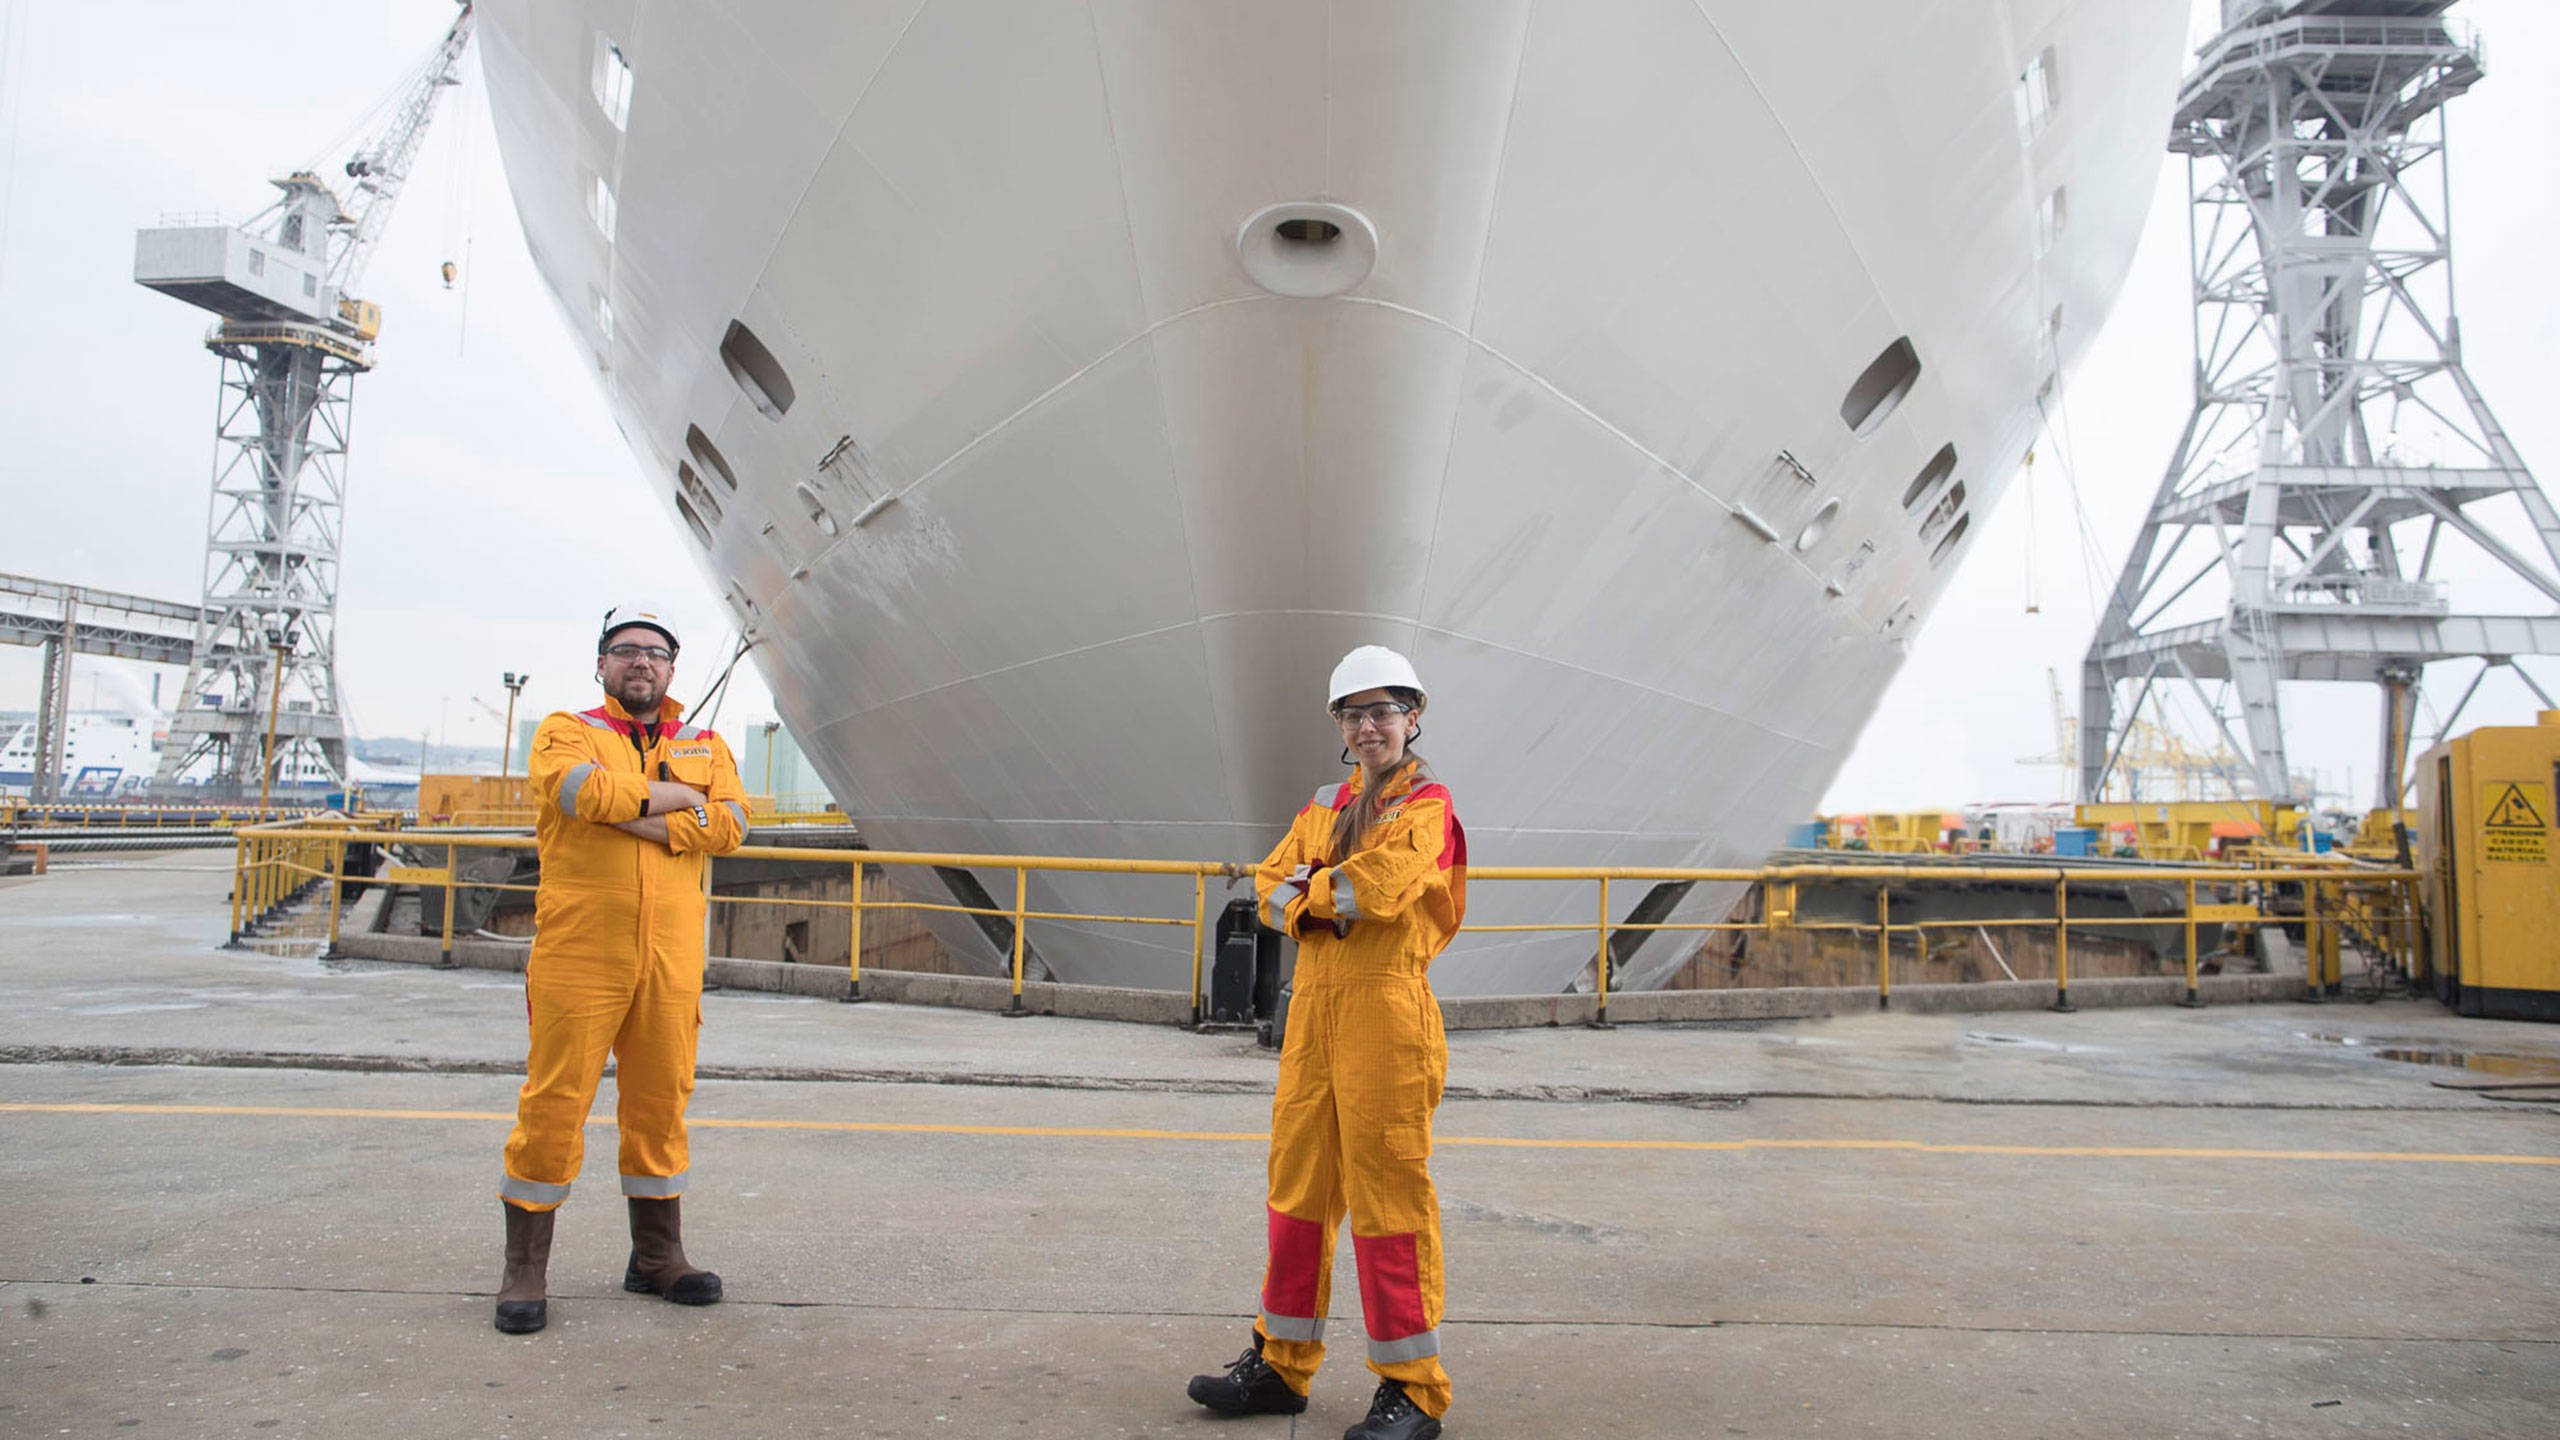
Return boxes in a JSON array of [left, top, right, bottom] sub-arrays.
[[478, 1, 2186, 993]]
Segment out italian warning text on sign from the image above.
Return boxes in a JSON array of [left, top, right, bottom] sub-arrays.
[[2481, 780, 2549, 864]]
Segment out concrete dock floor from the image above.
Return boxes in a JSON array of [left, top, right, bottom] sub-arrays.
[[3, 858, 2556, 1437]]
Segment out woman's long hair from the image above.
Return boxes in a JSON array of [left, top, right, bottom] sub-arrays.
[[1330, 686, 1429, 865]]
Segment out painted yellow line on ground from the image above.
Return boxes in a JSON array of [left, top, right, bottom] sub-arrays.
[[3, 1101, 2554, 1167]]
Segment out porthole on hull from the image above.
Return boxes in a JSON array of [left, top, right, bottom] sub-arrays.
[[674, 492, 713, 548], [1902, 444, 1957, 510], [686, 425, 738, 490], [587, 175, 618, 240], [677, 461, 722, 522], [2036, 186, 2069, 254], [591, 36, 634, 130], [1921, 481, 1968, 541], [794, 481, 839, 537], [1929, 514, 1971, 566], [1840, 336, 1921, 436], [1236, 202, 1378, 298], [1795, 498, 1842, 553], [721, 319, 796, 420]]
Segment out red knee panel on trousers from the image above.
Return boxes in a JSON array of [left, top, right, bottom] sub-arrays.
[[1352, 1231, 1428, 1339], [1263, 1207, 1324, 1319]]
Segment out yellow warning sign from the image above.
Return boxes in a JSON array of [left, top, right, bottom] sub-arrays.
[[2481, 780, 2549, 864]]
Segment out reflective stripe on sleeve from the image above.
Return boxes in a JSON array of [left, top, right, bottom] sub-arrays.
[[1260, 1311, 1326, 1343], [558, 761, 597, 817], [673, 724, 703, 740], [721, 800, 747, 829], [574, 711, 618, 730], [1332, 869, 1360, 921], [1367, 1329, 1439, 1364], [1314, 783, 1344, 809], [500, 1174, 571, 1206], [621, 1171, 687, 1198], [1262, 882, 1303, 931]]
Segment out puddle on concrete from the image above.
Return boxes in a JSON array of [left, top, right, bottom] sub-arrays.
[[2299, 1031, 2560, 1081], [1962, 1031, 2113, 1056], [2370, 1047, 2560, 1080]]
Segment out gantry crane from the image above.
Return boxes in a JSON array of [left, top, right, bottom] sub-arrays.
[[131, 3, 475, 799], [2082, 0, 2560, 810]]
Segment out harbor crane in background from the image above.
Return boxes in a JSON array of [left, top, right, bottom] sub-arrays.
[[2081, 0, 2560, 812], [130, 3, 475, 799]]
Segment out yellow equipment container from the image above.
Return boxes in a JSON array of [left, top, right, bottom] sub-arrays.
[[2073, 800, 2300, 860], [417, 774, 535, 825], [2413, 711, 2560, 1021]]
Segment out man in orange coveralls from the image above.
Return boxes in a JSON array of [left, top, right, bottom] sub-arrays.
[[491, 602, 749, 1334], [1189, 645, 1464, 1439]]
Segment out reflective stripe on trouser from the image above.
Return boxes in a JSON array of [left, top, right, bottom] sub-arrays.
[[1251, 978, 1451, 1419], [500, 939, 702, 1212]]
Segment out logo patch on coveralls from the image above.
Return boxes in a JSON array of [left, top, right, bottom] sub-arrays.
[[670, 744, 712, 760]]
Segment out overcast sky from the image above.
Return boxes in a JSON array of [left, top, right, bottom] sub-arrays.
[[2, 1, 2555, 812]]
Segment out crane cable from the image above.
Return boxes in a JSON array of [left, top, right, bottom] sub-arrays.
[[2031, 378, 2115, 620], [691, 632, 763, 736], [300, 42, 438, 179]]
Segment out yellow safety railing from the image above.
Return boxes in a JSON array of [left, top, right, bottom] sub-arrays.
[[231, 824, 1242, 1021], [1465, 860, 2420, 1020], [229, 816, 403, 941], [425, 798, 851, 829], [227, 827, 2423, 1026]]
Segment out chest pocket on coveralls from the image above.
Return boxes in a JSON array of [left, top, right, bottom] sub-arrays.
[[663, 748, 715, 789]]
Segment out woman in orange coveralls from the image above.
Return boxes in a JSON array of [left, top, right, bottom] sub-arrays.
[[1187, 645, 1464, 1440]]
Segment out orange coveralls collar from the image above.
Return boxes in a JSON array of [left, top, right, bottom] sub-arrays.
[[1248, 762, 1467, 1420], [544, 694, 750, 843], [499, 698, 749, 1213]]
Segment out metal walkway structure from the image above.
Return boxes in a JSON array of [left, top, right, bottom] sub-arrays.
[[2081, 0, 2560, 808], [0, 574, 221, 803]]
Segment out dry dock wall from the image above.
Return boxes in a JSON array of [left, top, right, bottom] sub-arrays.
[[329, 933, 2308, 1028]]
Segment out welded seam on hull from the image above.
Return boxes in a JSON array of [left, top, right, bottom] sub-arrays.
[[816, 598, 1836, 757], [1409, 0, 1542, 660], [1219, 609, 1840, 754], [725, 0, 934, 348], [797, 615, 1200, 734], [1679, 0, 1892, 339], [877, 294, 1267, 512], [880, 280, 1865, 609], [1077, 0, 1239, 832], [1334, 296, 1850, 600], [830, 815, 1743, 844]]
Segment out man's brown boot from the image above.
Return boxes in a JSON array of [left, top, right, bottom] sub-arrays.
[[494, 1203, 554, 1334], [623, 1196, 723, 1305]]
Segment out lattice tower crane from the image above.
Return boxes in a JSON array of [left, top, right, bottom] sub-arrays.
[[2080, 0, 2560, 811], [131, 3, 476, 799]]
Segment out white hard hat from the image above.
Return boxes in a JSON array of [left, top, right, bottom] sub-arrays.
[[598, 602, 681, 652], [1327, 645, 1425, 708]]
